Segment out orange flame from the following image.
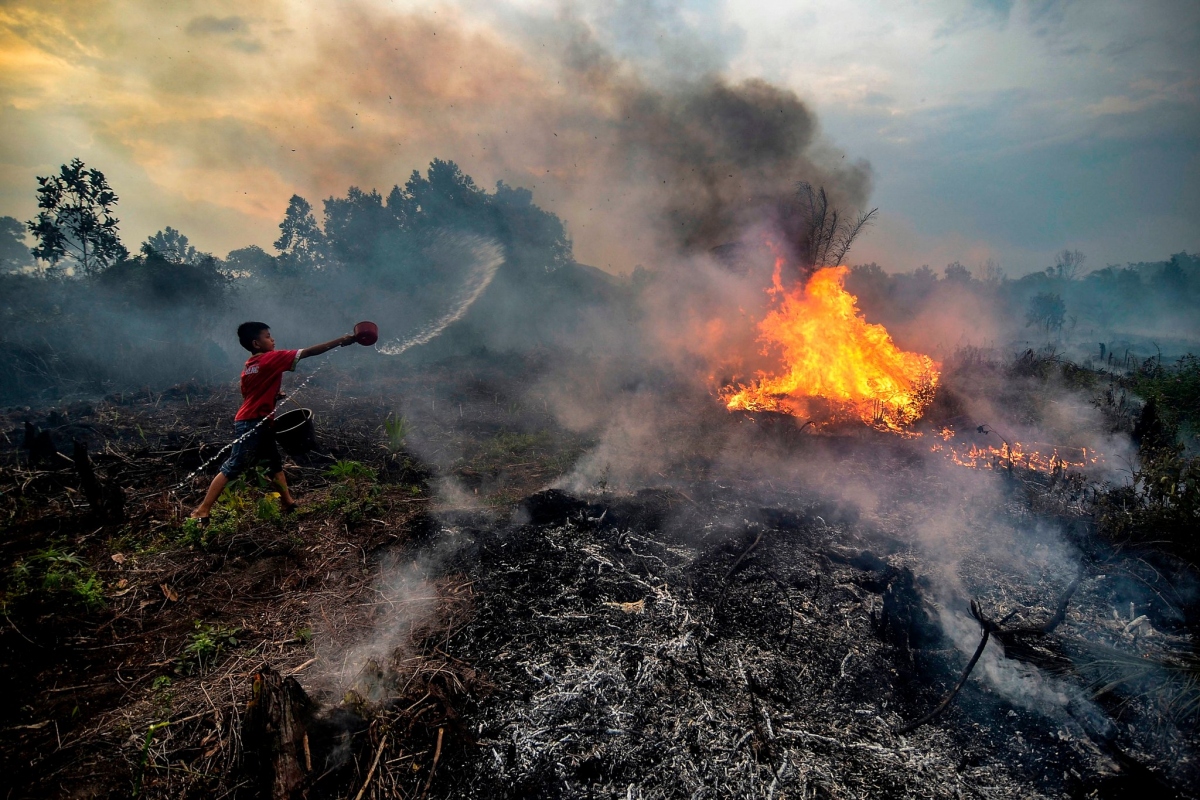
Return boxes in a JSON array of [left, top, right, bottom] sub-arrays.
[[929, 426, 1103, 474], [720, 263, 939, 431]]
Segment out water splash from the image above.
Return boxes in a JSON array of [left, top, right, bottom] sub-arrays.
[[378, 235, 504, 356]]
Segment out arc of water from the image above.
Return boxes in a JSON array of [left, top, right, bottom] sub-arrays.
[[377, 237, 503, 356]]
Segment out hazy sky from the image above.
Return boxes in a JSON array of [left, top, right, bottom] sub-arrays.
[[1, 0, 1196, 275]]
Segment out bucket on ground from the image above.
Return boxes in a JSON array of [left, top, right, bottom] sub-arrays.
[[274, 408, 317, 456]]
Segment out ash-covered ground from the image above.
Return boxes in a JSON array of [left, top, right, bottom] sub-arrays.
[[2, 354, 1196, 799], [421, 437, 1197, 799]]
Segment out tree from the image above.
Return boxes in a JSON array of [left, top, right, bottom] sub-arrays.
[[982, 258, 1005, 285], [943, 262, 972, 283], [273, 195, 326, 269], [785, 182, 877, 274], [1025, 292, 1066, 337], [223, 245, 277, 278], [322, 187, 392, 266], [0, 216, 33, 273], [1050, 249, 1085, 281], [141, 227, 207, 264], [27, 158, 127, 277]]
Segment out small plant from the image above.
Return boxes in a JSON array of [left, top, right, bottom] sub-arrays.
[[594, 463, 612, 495], [215, 480, 255, 516], [384, 414, 409, 454], [325, 459, 377, 481], [178, 510, 236, 549], [256, 494, 282, 522], [7, 546, 105, 610], [296, 626, 314, 644], [150, 676, 173, 709], [177, 622, 241, 675]]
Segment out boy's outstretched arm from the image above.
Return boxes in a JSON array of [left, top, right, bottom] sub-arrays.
[[298, 333, 357, 359]]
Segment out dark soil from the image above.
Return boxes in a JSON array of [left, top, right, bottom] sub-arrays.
[[1, 355, 1196, 799]]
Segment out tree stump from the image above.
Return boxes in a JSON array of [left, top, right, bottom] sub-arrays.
[[242, 666, 315, 800], [73, 439, 125, 521], [23, 422, 62, 467]]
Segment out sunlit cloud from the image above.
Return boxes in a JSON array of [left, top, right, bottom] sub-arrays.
[[0, 0, 1196, 273]]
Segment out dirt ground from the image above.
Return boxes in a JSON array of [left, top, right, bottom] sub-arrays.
[[1, 354, 1196, 798]]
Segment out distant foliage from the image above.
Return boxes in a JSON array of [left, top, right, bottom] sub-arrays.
[[0, 216, 34, 273], [1025, 292, 1066, 337], [141, 226, 209, 264], [845, 250, 1200, 350]]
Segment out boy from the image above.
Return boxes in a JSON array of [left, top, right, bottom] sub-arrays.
[[190, 322, 355, 522]]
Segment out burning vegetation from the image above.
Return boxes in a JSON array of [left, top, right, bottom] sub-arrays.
[[721, 263, 940, 431]]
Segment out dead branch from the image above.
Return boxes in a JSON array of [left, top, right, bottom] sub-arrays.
[[717, 529, 765, 610], [894, 600, 999, 735]]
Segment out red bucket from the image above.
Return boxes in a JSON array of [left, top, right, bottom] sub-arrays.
[[353, 321, 378, 346]]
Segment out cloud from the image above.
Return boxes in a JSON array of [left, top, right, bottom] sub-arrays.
[[0, 0, 1196, 272], [185, 15, 249, 36], [0, 0, 870, 270]]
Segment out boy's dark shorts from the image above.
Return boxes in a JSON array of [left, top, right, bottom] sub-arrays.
[[219, 418, 283, 480]]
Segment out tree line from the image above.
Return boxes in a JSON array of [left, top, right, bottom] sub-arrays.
[[0, 157, 596, 404], [845, 248, 1200, 352]]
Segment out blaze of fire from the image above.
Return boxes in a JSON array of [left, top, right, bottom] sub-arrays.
[[721, 264, 940, 431], [929, 426, 1103, 474]]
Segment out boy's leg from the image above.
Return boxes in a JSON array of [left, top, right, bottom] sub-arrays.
[[271, 471, 297, 511], [191, 472, 229, 518], [193, 420, 258, 519], [261, 426, 295, 511]]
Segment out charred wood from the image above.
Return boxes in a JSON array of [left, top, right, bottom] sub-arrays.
[[894, 600, 1001, 734], [22, 421, 65, 467], [72, 439, 125, 521], [241, 666, 316, 800]]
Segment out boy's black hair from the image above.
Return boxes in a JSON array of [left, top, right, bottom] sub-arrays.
[[237, 321, 270, 353]]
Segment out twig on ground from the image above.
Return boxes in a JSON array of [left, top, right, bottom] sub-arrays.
[[353, 733, 388, 800], [717, 529, 765, 609], [419, 726, 444, 800]]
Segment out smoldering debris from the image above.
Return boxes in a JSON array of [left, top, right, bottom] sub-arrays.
[[417, 475, 1196, 798], [2, 362, 1198, 799]]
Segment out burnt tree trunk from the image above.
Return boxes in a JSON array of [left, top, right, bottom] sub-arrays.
[[242, 666, 315, 800], [73, 439, 125, 521], [23, 422, 62, 467]]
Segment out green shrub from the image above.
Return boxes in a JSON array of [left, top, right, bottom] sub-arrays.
[[384, 414, 409, 454], [256, 494, 282, 522], [176, 622, 241, 675], [1096, 447, 1200, 565], [1129, 354, 1200, 438], [325, 460, 377, 481], [7, 546, 105, 610]]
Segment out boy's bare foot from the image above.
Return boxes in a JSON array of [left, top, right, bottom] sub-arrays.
[[188, 513, 211, 527], [281, 499, 298, 515]]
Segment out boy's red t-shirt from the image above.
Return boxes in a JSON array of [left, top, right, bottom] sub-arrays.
[[235, 349, 300, 421]]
